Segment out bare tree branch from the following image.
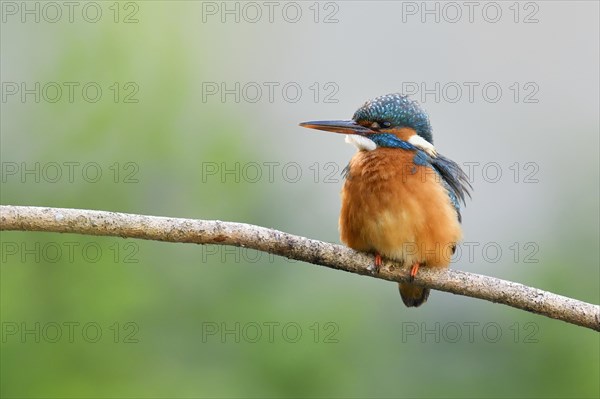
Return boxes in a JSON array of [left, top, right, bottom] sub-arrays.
[[1, 205, 598, 332]]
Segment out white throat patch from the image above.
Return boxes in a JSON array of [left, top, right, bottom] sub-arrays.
[[345, 135, 376, 151], [408, 135, 437, 157]]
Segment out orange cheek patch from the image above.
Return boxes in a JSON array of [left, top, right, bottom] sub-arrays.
[[386, 127, 417, 142]]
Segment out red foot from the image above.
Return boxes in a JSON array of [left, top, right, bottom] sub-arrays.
[[367, 253, 382, 274], [409, 262, 421, 282]]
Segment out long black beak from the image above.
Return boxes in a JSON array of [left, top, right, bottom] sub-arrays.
[[299, 120, 374, 136]]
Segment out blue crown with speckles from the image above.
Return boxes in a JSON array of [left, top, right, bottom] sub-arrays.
[[352, 93, 433, 144]]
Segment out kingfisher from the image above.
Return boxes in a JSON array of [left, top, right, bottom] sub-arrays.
[[300, 93, 471, 307]]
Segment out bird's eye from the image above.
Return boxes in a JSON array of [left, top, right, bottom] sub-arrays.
[[381, 121, 392, 128]]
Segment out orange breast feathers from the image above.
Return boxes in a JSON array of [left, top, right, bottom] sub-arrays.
[[339, 147, 462, 268]]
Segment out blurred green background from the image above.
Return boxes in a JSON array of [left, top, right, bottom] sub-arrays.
[[1, 1, 598, 398]]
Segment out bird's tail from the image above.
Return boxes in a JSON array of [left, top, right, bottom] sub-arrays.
[[399, 282, 430, 307]]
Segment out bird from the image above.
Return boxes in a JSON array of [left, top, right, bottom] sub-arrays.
[[299, 93, 471, 307]]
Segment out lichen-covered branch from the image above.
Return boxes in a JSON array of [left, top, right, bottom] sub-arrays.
[[1, 205, 598, 332]]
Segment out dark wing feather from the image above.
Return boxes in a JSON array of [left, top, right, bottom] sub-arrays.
[[430, 154, 472, 223]]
